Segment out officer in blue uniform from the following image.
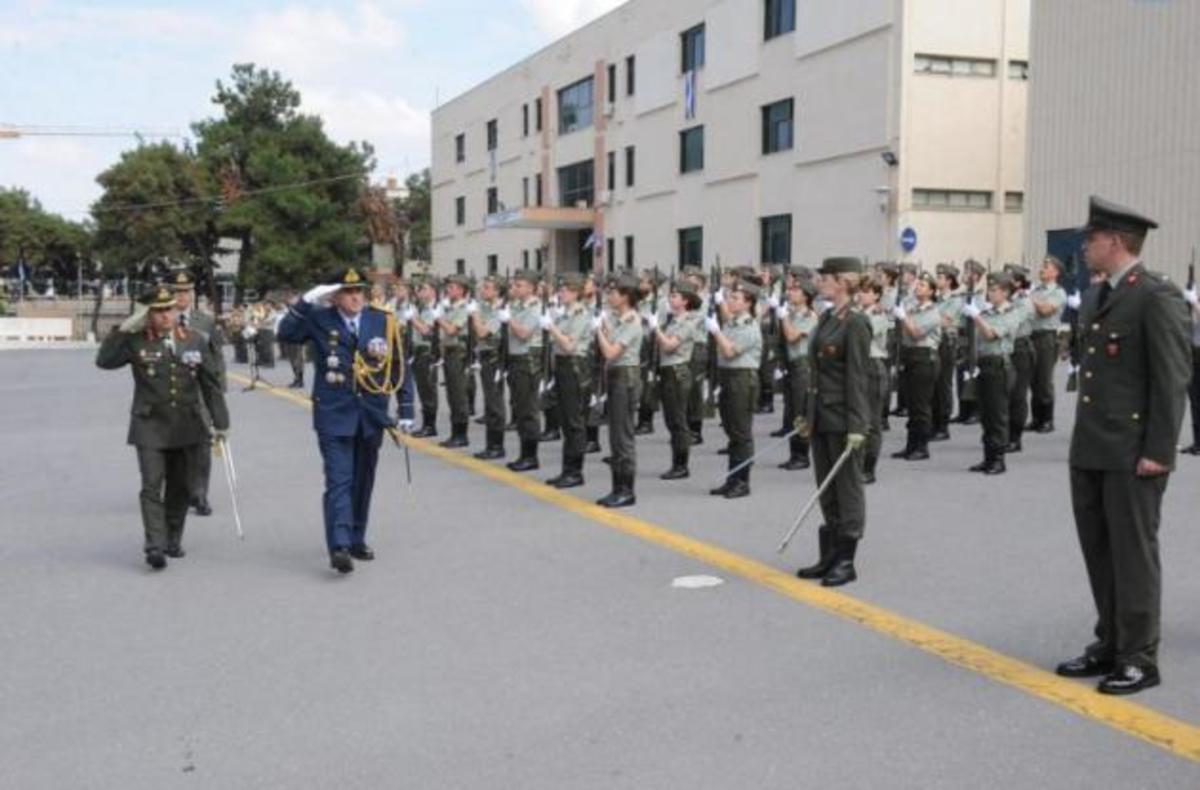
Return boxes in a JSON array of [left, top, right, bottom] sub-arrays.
[[278, 267, 400, 574]]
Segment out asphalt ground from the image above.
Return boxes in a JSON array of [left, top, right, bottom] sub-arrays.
[[2, 348, 1199, 788]]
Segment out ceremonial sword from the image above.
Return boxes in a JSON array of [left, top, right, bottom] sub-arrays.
[[776, 442, 856, 555]]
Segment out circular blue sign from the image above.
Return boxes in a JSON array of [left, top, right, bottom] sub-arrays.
[[900, 227, 918, 253]]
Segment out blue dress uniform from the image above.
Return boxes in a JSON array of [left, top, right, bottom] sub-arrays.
[[277, 269, 396, 573]]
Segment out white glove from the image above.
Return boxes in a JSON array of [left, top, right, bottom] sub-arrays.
[[1066, 293, 1082, 310], [1185, 287, 1198, 306], [242, 326, 258, 340], [430, 306, 445, 321], [396, 418, 415, 434], [439, 298, 450, 310], [591, 316, 605, 332], [892, 305, 907, 321], [713, 291, 725, 306], [705, 316, 721, 335], [401, 306, 416, 322], [466, 300, 479, 315], [962, 303, 982, 319], [774, 304, 789, 321], [497, 308, 512, 324], [766, 295, 780, 310], [552, 306, 566, 320], [538, 314, 553, 331], [645, 313, 659, 331], [119, 304, 149, 333], [303, 284, 341, 305]]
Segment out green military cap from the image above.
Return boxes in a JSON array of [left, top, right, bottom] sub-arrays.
[[511, 269, 539, 285], [609, 271, 640, 291], [1003, 263, 1029, 277], [139, 283, 178, 309], [916, 271, 937, 289], [557, 272, 585, 290], [899, 262, 919, 276], [732, 278, 761, 299], [732, 265, 759, 281], [444, 273, 472, 290], [639, 268, 668, 286], [170, 269, 195, 291], [963, 258, 987, 277], [1081, 195, 1158, 237], [788, 265, 815, 281], [877, 262, 900, 278], [987, 273, 1016, 292], [671, 279, 699, 297], [681, 265, 703, 278], [935, 263, 960, 278], [817, 257, 865, 275], [1042, 255, 1066, 273]]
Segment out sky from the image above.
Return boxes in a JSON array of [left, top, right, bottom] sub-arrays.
[[0, 0, 625, 219]]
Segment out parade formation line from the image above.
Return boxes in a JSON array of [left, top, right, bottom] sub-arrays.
[[229, 372, 1200, 765]]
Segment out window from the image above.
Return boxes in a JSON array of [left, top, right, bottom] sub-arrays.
[[522, 104, 529, 137], [522, 250, 530, 270], [625, 146, 635, 187], [624, 235, 634, 269], [607, 64, 617, 104], [536, 249, 544, 272], [626, 55, 636, 96], [607, 238, 615, 269], [607, 151, 616, 191], [914, 54, 996, 77], [680, 126, 704, 173], [558, 159, 595, 207], [912, 189, 993, 210], [678, 227, 703, 268], [681, 24, 705, 72], [1008, 60, 1029, 80], [535, 173, 543, 206], [486, 119, 498, 151], [1005, 191, 1024, 213], [455, 196, 465, 226], [455, 133, 465, 163], [765, 0, 795, 40], [522, 177, 529, 207], [535, 98, 543, 132], [486, 187, 498, 215], [762, 98, 794, 154], [455, 259, 466, 275], [487, 255, 498, 275], [760, 215, 792, 264], [558, 77, 595, 135]]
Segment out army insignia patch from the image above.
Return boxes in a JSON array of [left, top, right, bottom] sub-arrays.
[[1105, 343, 1119, 358], [182, 350, 202, 366], [345, 269, 362, 285], [825, 345, 837, 357]]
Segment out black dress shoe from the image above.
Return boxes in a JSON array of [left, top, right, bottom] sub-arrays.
[[473, 417, 486, 425], [1003, 440, 1022, 454], [145, 549, 167, 570], [904, 448, 930, 461], [585, 441, 602, 454], [192, 498, 212, 517], [709, 480, 735, 497], [507, 457, 540, 472], [717, 447, 730, 456], [930, 430, 951, 442], [660, 466, 690, 480], [413, 425, 437, 438], [769, 427, 790, 438], [1055, 653, 1114, 678], [969, 459, 990, 473], [778, 457, 810, 471], [165, 546, 186, 559], [983, 458, 1006, 475], [597, 490, 636, 508], [633, 423, 653, 436], [890, 448, 911, 459], [439, 436, 469, 449], [862, 470, 876, 485], [539, 429, 562, 442], [1098, 664, 1160, 695], [689, 432, 703, 446], [723, 480, 751, 499], [1180, 444, 1200, 456], [330, 549, 354, 574], [1037, 422, 1054, 434], [349, 545, 375, 561], [549, 472, 585, 489], [474, 447, 506, 460]]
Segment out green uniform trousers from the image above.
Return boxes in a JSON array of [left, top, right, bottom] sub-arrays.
[[658, 364, 693, 458], [478, 350, 507, 436], [137, 445, 194, 553], [687, 344, 709, 426], [901, 347, 939, 439], [932, 333, 958, 430], [1008, 337, 1035, 440], [507, 354, 543, 443], [443, 348, 469, 429], [865, 359, 888, 461], [1030, 330, 1059, 427], [607, 366, 641, 479], [412, 347, 438, 425], [718, 369, 758, 468], [784, 358, 812, 457], [556, 356, 589, 463], [978, 356, 1013, 456], [812, 431, 865, 541]]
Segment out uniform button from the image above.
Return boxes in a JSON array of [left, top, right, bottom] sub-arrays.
[[1132, 413, 1140, 421], [1085, 372, 1093, 379], [1087, 347, 1096, 355], [1091, 324, 1100, 331], [1082, 396, 1092, 404]]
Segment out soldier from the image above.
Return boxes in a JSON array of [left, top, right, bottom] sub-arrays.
[[954, 259, 987, 424], [777, 276, 818, 470], [278, 267, 401, 574], [1004, 265, 1035, 453], [96, 283, 230, 570], [501, 269, 544, 471], [931, 264, 963, 441], [1055, 197, 1191, 695], [171, 270, 225, 517], [389, 280, 417, 430], [471, 275, 508, 459], [963, 274, 1019, 475], [595, 273, 643, 507], [436, 274, 473, 448], [757, 265, 783, 415], [1027, 256, 1068, 433], [795, 258, 871, 587], [855, 275, 891, 484], [541, 273, 593, 488], [651, 279, 702, 480], [409, 278, 440, 438], [583, 274, 605, 454], [891, 272, 941, 461], [1185, 282, 1200, 456], [684, 267, 710, 446], [707, 278, 763, 499]]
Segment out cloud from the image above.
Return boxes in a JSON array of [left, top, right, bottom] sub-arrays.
[[519, 0, 625, 38], [239, 2, 407, 80], [303, 88, 431, 170]]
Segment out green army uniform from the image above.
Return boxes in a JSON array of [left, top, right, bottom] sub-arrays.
[[473, 295, 508, 458], [438, 279, 472, 448], [757, 282, 782, 414], [410, 290, 439, 437], [546, 286, 595, 488], [657, 293, 702, 479], [781, 305, 818, 470], [506, 277, 544, 470], [686, 301, 710, 443], [711, 284, 763, 499], [635, 280, 667, 434], [933, 279, 964, 439], [1028, 280, 1067, 431], [971, 290, 1019, 474], [894, 293, 942, 460], [1005, 276, 1036, 451], [601, 303, 644, 505], [863, 305, 891, 483], [95, 285, 230, 569]]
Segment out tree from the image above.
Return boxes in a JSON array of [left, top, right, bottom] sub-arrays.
[[1, 187, 92, 292], [398, 169, 430, 263], [193, 64, 375, 291]]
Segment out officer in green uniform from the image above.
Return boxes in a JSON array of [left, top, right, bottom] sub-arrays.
[[856, 275, 891, 484], [1055, 197, 1191, 695], [595, 273, 643, 507], [891, 272, 941, 460], [96, 283, 230, 570], [964, 274, 1018, 475], [436, 274, 472, 448], [409, 277, 440, 438], [1186, 284, 1200, 455], [778, 277, 818, 470], [502, 269, 544, 471], [543, 273, 594, 488], [635, 269, 666, 435], [932, 264, 963, 441], [796, 258, 871, 587], [471, 276, 507, 459], [583, 274, 606, 454], [651, 279, 702, 480], [1004, 265, 1035, 453], [1027, 256, 1068, 433], [707, 279, 762, 499], [955, 259, 988, 424], [684, 267, 710, 445]]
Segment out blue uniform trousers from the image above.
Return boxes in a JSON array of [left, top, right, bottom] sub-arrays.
[[318, 427, 383, 552]]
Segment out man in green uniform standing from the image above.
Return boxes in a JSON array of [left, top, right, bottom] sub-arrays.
[[1027, 256, 1068, 433], [1056, 197, 1191, 695], [503, 269, 544, 471], [471, 275, 507, 459], [96, 284, 230, 569], [436, 274, 472, 448], [408, 277, 440, 438], [543, 273, 594, 488]]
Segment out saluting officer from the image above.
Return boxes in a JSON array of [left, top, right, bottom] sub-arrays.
[[1055, 198, 1191, 695], [707, 278, 763, 499], [932, 264, 963, 441], [542, 273, 594, 488], [1027, 256, 1068, 433], [777, 276, 818, 471], [436, 274, 473, 448], [963, 274, 1019, 475], [96, 283, 230, 570]]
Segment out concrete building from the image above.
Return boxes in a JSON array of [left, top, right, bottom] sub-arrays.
[[1026, 0, 1200, 287], [430, 0, 1029, 279]]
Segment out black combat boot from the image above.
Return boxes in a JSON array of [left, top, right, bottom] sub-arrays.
[[778, 436, 810, 470], [1003, 436, 1023, 454], [414, 411, 438, 438], [969, 453, 990, 472], [688, 421, 703, 446], [439, 423, 469, 449], [539, 411, 561, 442], [724, 466, 751, 499], [506, 440, 540, 472], [796, 526, 835, 579], [821, 536, 858, 587], [597, 469, 636, 508], [191, 496, 212, 517], [984, 453, 1007, 475], [145, 548, 167, 570], [905, 431, 930, 461], [660, 451, 690, 480], [473, 430, 506, 460], [891, 432, 917, 459], [862, 453, 878, 485], [709, 458, 738, 496], [548, 456, 585, 489], [585, 425, 602, 454], [635, 408, 654, 435]]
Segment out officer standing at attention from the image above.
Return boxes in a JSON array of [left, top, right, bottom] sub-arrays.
[[707, 279, 762, 500], [278, 268, 399, 574], [171, 270, 225, 517], [436, 274, 473, 449], [1004, 265, 1036, 453], [796, 258, 871, 587], [650, 279, 702, 480], [1027, 256, 1068, 433], [501, 269, 545, 472], [855, 275, 891, 484], [931, 264, 963, 442], [1055, 197, 1190, 695], [777, 277, 818, 471], [409, 277, 441, 438], [96, 284, 230, 570], [963, 274, 1018, 475], [594, 273, 643, 508], [542, 273, 594, 488], [891, 272, 941, 461], [471, 275, 507, 460]]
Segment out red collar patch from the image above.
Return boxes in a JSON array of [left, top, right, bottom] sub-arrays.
[[1127, 274, 1139, 285]]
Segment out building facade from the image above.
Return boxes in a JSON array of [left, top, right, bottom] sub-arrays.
[[431, 0, 1029, 279], [1026, 0, 1200, 286]]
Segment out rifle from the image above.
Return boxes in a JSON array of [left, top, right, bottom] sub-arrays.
[[591, 274, 608, 421], [960, 264, 979, 402], [430, 281, 443, 376], [890, 266, 908, 400], [1065, 253, 1081, 393], [466, 279, 479, 376], [539, 287, 554, 402], [497, 269, 510, 384], [648, 264, 661, 388], [705, 257, 723, 415]]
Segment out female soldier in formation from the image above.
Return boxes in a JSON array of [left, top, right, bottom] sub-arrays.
[[932, 264, 964, 441], [891, 272, 942, 461], [856, 275, 891, 485], [778, 276, 818, 471], [1005, 265, 1035, 453], [963, 274, 1019, 475], [651, 280, 703, 480], [542, 274, 593, 489], [594, 274, 643, 508], [707, 279, 762, 499]]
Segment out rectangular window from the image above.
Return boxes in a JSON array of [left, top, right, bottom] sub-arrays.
[[624, 235, 634, 269], [913, 189, 993, 210], [1008, 60, 1029, 80], [607, 151, 616, 191], [558, 76, 595, 135], [536, 248, 544, 271], [522, 250, 530, 270], [558, 159, 595, 207], [522, 177, 529, 207], [626, 55, 636, 96], [487, 254, 498, 275], [680, 126, 704, 174], [606, 238, 615, 270], [535, 173, 543, 206], [522, 104, 529, 137], [455, 196, 465, 226], [914, 54, 997, 78], [764, 0, 796, 40], [1005, 191, 1024, 213], [535, 97, 543, 132], [486, 119, 498, 151], [455, 259, 466, 275], [607, 64, 617, 104], [455, 133, 465, 163], [760, 214, 792, 264], [762, 98, 794, 154], [681, 24, 705, 72], [678, 226, 703, 268], [486, 187, 498, 215], [625, 146, 635, 187]]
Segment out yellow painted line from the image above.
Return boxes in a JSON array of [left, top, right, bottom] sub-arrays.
[[231, 372, 1200, 763]]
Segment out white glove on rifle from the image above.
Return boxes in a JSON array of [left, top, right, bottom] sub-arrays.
[[1066, 292, 1082, 310], [401, 306, 416, 322], [962, 303, 982, 320], [497, 308, 512, 324], [713, 291, 725, 306], [430, 306, 445, 321], [303, 284, 341, 306], [645, 313, 659, 331], [119, 304, 150, 333], [538, 314, 553, 331], [592, 316, 606, 332], [705, 316, 721, 336], [766, 295, 780, 310], [466, 300, 479, 315], [774, 304, 790, 321], [1185, 287, 1199, 306], [892, 305, 908, 321]]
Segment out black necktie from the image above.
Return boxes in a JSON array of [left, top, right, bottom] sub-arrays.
[[1097, 281, 1113, 310]]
